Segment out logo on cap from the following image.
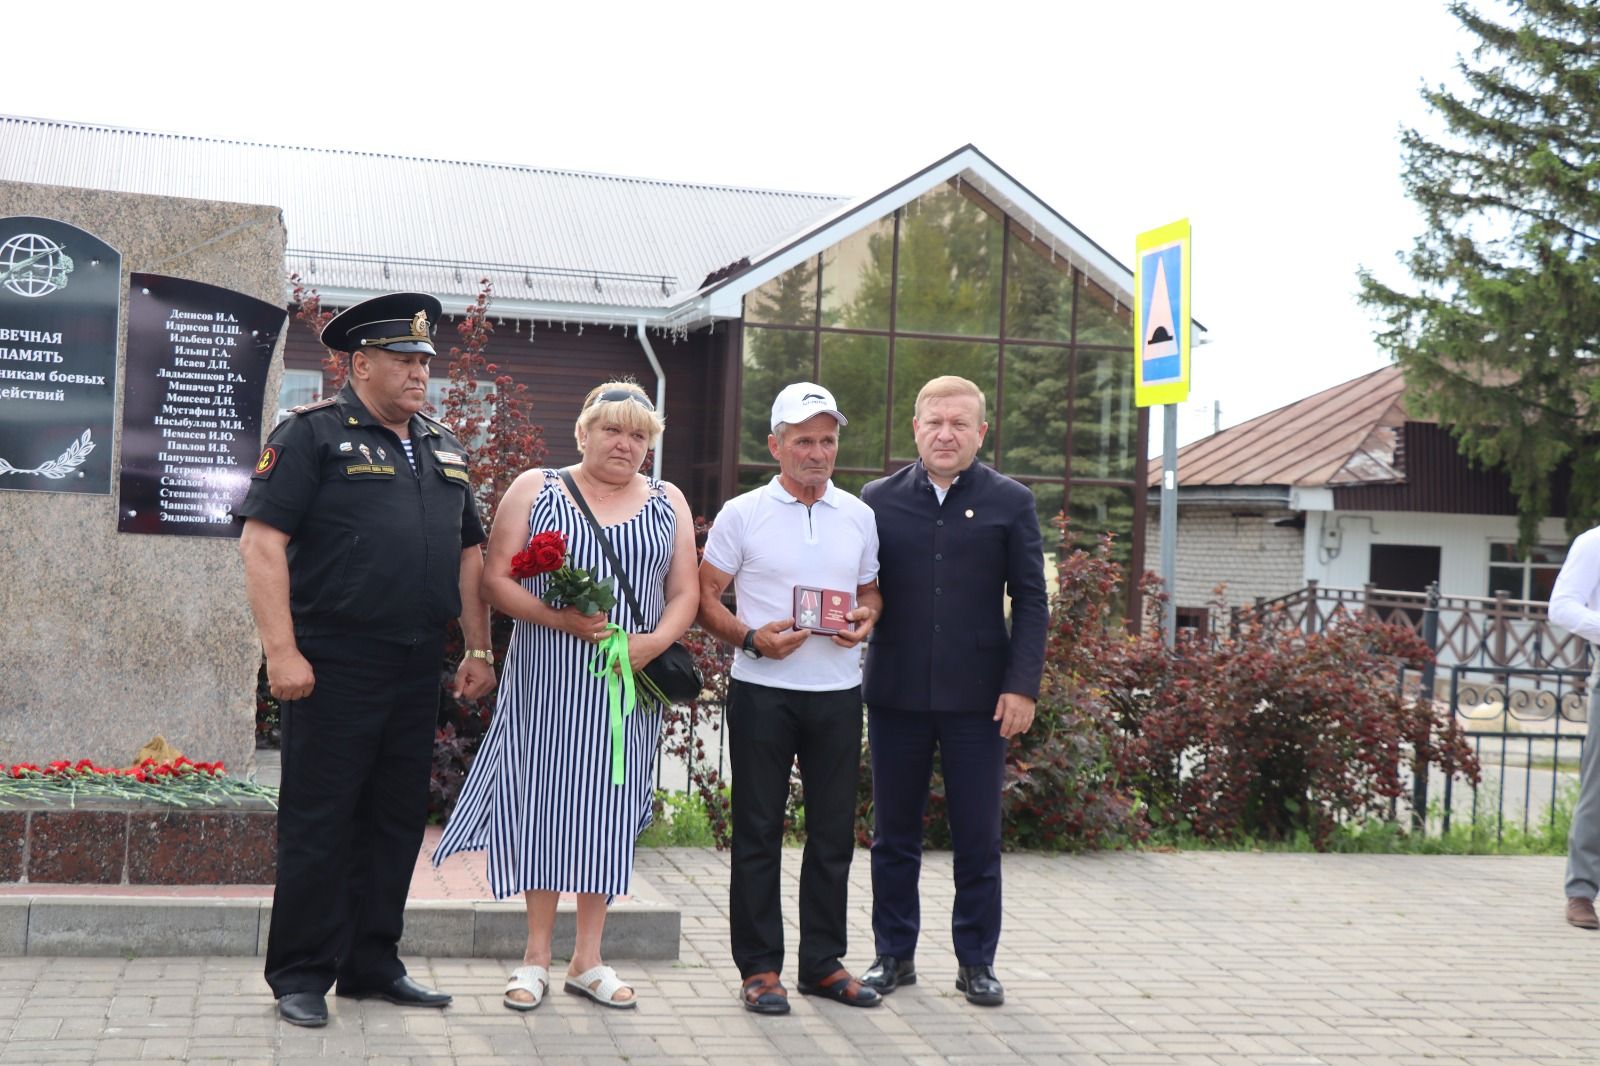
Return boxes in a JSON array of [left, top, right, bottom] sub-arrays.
[[411, 311, 429, 338]]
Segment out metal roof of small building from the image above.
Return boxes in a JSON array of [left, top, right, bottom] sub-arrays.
[[1148, 365, 1413, 489], [0, 114, 846, 313]]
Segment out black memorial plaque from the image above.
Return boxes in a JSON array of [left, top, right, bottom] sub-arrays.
[[0, 217, 122, 495], [117, 274, 287, 538]]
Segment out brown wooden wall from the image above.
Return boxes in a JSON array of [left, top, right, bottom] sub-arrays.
[[1332, 422, 1573, 518], [282, 314, 730, 518]]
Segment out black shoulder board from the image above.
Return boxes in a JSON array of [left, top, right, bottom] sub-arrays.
[[289, 397, 338, 414]]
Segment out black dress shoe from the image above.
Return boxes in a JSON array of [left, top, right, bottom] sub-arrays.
[[955, 964, 1004, 1007], [276, 991, 328, 1027], [860, 954, 917, 994], [336, 975, 452, 1008]]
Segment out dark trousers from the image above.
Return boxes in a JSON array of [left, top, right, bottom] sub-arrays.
[[727, 679, 863, 983], [264, 634, 442, 998], [867, 706, 1006, 967]]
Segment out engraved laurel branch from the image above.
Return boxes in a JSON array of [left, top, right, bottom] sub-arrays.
[[0, 429, 94, 478]]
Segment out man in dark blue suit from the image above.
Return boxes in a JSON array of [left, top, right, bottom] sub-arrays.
[[859, 375, 1048, 1007]]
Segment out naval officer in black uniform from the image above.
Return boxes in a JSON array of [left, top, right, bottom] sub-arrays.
[[239, 292, 496, 1028]]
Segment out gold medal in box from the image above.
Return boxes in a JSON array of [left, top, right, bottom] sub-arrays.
[[793, 585, 854, 634]]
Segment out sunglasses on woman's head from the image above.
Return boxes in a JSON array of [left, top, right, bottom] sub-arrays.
[[590, 388, 655, 411]]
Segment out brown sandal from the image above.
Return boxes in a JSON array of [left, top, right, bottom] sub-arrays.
[[797, 968, 882, 1008], [741, 971, 790, 1015]]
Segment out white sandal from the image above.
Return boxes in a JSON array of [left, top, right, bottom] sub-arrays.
[[563, 964, 636, 1009], [503, 964, 548, 1012]]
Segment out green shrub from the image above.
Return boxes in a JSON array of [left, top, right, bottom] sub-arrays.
[[639, 789, 720, 847]]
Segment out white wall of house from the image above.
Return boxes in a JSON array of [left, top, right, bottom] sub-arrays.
[[1147, 500, 1579, 658], [1301, 509, 1570, 598]]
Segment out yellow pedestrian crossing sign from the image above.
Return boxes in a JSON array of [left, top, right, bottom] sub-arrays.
[[1134, 219, 1192, 407]]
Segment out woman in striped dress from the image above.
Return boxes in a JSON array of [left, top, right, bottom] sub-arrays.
[[433, 381, 698, 1010]]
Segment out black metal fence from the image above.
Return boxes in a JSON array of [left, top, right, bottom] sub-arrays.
[[1238, 582, 1590, 839], [1438, 664, 1587, 841], [651, 700, 728, 796], [650, 586, 1593, 841]]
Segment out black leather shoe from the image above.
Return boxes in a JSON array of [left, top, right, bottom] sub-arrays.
[[860, 954, 917, 994], [336, 975, 452, 1008], [955, 964, 1004, 1007], [276, 991, 328, 1027]]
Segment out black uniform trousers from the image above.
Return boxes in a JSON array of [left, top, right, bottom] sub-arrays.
[[867, 706, 1007, 967], [264, 633, 443, 997], [727, 679, 863, 983]]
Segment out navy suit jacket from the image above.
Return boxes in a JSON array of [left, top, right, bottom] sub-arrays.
[[862, 460, 1048, 713]]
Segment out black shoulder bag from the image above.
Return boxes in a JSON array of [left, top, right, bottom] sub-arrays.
[[560, 470, 703, 703]]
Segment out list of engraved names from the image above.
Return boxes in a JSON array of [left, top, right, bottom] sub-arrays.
[[147, 308, 251, 524]]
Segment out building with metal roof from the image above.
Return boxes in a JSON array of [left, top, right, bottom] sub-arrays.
[[0, 114, 846, 322], [0, 114, 1152, 583], [1144, 365, 1575, 631]]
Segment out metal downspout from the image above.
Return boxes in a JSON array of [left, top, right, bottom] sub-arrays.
[[636, 318, 664, 480]]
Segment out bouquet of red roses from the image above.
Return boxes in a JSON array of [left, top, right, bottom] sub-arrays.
[[513, 530, 667, 785], [510, 530, 617, 616]]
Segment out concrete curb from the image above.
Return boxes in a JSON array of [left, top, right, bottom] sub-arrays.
[[0, 892, 681, 960]]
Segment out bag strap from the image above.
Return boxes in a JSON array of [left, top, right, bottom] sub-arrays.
[[559, 468, 646, 630]]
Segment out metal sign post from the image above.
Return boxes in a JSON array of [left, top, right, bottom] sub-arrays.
[[1133, 219, 1192, 647], [1161, 404, 1178, 647]]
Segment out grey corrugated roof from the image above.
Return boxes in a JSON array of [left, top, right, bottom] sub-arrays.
[[0, 114, 845, 311]]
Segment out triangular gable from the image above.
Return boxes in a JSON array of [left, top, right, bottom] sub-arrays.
[[665, 144, 1181, 333]]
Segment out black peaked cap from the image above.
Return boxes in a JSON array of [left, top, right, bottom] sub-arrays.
[[320, 291, 444, 355]]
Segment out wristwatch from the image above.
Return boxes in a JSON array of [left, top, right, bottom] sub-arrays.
[[464, 649, 495, 667], [741, 628, 763, 660]]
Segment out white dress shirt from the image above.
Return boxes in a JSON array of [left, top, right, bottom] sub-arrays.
[[1548, 526, 1600, 644]]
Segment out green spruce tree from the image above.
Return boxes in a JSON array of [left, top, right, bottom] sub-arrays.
[[1359, 0, 1600, 547]]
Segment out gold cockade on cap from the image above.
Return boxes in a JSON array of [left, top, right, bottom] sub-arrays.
[[410, 310, 430, 338]]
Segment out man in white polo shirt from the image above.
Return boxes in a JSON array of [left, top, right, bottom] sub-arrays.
[[698, 382, 884, 1014]]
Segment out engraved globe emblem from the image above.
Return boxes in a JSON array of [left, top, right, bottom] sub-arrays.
[[0, 233, 75, 298]]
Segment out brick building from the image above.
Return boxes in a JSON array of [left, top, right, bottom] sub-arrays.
[[1147, 365, 1574, 634]]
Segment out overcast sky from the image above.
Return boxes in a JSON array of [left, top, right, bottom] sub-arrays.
[[9, 0, 1480, 450]]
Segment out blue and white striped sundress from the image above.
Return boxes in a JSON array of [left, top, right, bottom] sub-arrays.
[[432, 468, 672, 898]]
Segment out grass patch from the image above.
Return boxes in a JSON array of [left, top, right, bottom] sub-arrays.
[[641, 781, 1579, 857], [638, 790, 718, 848], [1142, 781, 1576, 856], [1523, 756, 1581, 773]]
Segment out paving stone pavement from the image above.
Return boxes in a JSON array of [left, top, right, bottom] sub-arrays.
[[1, 848, 1596, 1065]]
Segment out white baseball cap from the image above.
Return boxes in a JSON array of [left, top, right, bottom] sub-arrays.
[[770, 382, 848, 431]]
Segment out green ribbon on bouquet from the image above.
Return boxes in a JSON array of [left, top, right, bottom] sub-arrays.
[[588, 624, 636, 786], [587, 624, 674, 787]]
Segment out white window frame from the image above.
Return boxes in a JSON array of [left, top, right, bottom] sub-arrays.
[[275, 369, 324, 424], [425, 378, 495, 449], [1487, 541, 1567, 601]]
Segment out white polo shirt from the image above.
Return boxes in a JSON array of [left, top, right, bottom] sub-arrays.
[[703, 476, 880, 692]]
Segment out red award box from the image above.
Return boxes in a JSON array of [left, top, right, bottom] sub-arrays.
[[794, 585, 854, 633]]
